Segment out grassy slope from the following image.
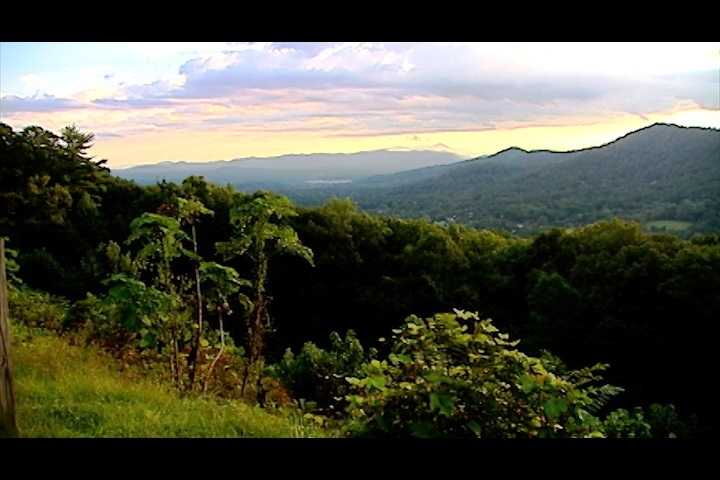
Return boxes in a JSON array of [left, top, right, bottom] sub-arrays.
[[11, 323, 326, 438]]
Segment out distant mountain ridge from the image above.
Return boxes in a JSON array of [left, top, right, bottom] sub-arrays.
[[282, 123, 720, 236], [484, 122, 719, 157], [114, 149, 464, 187], [114, 123, 720, 236]]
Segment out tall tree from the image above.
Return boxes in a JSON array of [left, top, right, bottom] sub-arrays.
[[177, 198, 214, 391], [217, 192, 314, 397], [125, 212, 192, 388]]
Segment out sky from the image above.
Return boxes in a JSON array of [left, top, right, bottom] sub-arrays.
[[1, 42, 719, 168]]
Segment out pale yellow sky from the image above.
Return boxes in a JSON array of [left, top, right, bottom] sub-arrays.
[[91, 107, 719, 168]]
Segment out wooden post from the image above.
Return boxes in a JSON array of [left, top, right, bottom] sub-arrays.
[[0, 238, 18, 437]]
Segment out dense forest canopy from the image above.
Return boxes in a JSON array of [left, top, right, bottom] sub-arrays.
[[2, 122, 719, 437]]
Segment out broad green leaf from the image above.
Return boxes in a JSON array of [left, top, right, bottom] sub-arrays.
[[429, 393, 455, 416], [409, 421, 436, 439], [367, 375, 387, 390], [519, 374, 537, 393], [544, 397, 568, 419], [467, 421, 483, 437]]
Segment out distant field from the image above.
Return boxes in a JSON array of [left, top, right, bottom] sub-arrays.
[[11, 323, 326, 438], [645, 220, 693, 232]]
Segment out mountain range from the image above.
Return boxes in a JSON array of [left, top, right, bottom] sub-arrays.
[[114, 149, 463, 187], [115, 123, 720, 236]]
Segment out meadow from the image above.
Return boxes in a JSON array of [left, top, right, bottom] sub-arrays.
[[11, 323, 326, 438]]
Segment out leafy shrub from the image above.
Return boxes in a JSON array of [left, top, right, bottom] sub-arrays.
[[8, 287, 68, 331], [273, 330, 376, 416], [602, 407, 652, 438], [194, 332, 251, 399], [17, 248, 68, 294], [644, 404, 697, 438], [344, 310, 622, 438], [2, 240, 22, 286], [258, 376, 294, 408], [602, 403, 698, 438], [66, 293, 109, 333], [65, 286, 153, 350]]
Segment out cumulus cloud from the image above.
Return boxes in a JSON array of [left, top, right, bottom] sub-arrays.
[[4, 42, 718, 143], [118, 43, 716, 118]]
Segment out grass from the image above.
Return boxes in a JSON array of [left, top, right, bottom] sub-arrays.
[[645, 220, 692, 232], [10, 323, 327, 438]]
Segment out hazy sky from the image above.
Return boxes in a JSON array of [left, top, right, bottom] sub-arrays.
[[1, 42, 718, 167]]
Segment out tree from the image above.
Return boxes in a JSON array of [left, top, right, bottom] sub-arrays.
[[0, 123, 119, 299], [217, 191, 314, 398], [117, 198, 251, 393], [124, 211, 194, 388], [176, 197, 214, 391]]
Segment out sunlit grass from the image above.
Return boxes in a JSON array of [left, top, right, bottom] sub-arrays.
[[11, 323, 327, 438]]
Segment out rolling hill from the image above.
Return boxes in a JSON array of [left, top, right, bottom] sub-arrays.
[[283, 123, 720, 236], [112, 123, 720, 236]]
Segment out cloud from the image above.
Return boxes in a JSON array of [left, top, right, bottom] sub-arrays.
[[171, 45, 412, 99], [269, 42, 337, 57], [93, 97, 178, 109], [114, 42, 717, 119], [94, 131, 124, 139], [4, 43, 718, 146], [0, 94, 85, 113]]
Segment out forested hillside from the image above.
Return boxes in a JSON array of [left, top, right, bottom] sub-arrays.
[[2, 122, 718, 438], [285, 124, 720, 237]]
